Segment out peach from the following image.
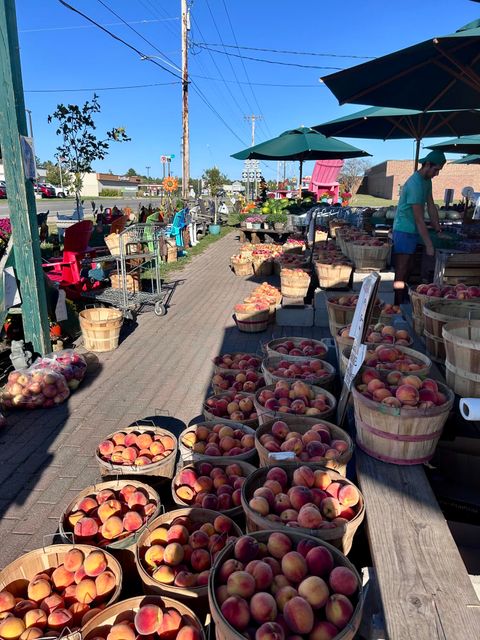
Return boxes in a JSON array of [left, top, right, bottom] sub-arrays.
[[134, 604, 163, 635], [19, 628, 43, 640], [234, 536, 259, 563], [40, 594, 64, 615], [67, 511, 84, 529], [321, 497, 341, 519], [174, 571, 197, 588], [74, 517, 99, 539], [27, 579, 51, 603], [176, 627, 202, 640], [338, 485, 360, 507], [13, 601, 36, 617], [0, 592, 15, 613], [361, 368, 380, 384], [176, 486, 195, 503], [167, 524, 190, 545], [310, 620, 340, 640], [163, 543, 184, 566], [47, 608, 73, 630], [296, 539, 318, 559], [218, 559, 244, 583], [214, 514, 233, 534], [220, 596, 250, 631], [288, 486, 312, 511], [118, 484, 137, 501], [297, 505, 323, 529], [386, 371, 402, 385], [127, 491, 148, 509], [152, 565, 175, 584], [75, 579, 97, 604], [97, 500, 122, 523], [373, 387, 392, 402], [250, 592, 277, 624], [329, 566, 358, 596], [135, 433, 153, 449], [63, 549, 85, 573], [227, 571, 256, 598], [84, 550, 108, 577], [107, 623, 136, 640], [95, 570, 116, 597], [298, 575, 329, 608], [197, 570, 210, 586], [267, 532, 292, 559], [68, 602, 89, 625], [382, 396, 401, 408], [98, 440, 115, 456], [402, 375, 423, 390], [325, 594, 354, 629], [191, 549, 210, 572], [193, 476, 212, 493], [264, 479, 283, 495], [275, 586, 297, 612], [247, 561, 273, 591], [189, 530, 209, 549], [100, 515, 124, 540], [306, 546, 334, 577], [313, 470, 331, 490], [266, 467, 288, 489], [77, 496, 98, 514], [281, 552, 307, 583], [271, 421, 289, 439], [395, 384, 419, 406], [255, 622, 284, 640], [0, 617, 25, 639], [74, 565, 86, 584], [283, 596, 314, 634], [123, 511, 144, 532], [422, 378, 438, 393], [249, 496, 270, 517], [367, 379, 385, 393]]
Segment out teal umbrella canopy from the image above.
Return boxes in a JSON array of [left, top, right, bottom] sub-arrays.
[[231, 127, 370, 161], [452, 154, 480, 164], [321, 20, 480, 111], [428, 134, 480, 154]]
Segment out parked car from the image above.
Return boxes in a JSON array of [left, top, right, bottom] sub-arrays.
[[45, 183, 70, 198], [0, 181, 6, 199], [34, 182, 56, 198]]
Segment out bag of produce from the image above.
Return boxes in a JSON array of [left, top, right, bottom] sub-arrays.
[[30, 349, 87, 390], [0, 368, 70, 409]]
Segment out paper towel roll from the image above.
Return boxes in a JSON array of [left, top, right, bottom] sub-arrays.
[[459, 398, 480, 420]]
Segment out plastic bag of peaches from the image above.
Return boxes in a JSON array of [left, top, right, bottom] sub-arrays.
[[30, 349, 87, 391], [0, 367, 70, 409]]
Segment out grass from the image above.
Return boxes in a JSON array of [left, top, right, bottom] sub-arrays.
[[352, 194, 445, 207]]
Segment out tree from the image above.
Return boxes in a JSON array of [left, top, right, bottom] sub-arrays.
[[202, 166, 229, 195], [338, 159, 371, 200], [126, 168, 137, 177], [48, 94, 130, 216]]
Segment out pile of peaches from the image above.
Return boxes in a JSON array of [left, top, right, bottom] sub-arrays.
[[257, 420, 349, 463], [338, 324, 412, 346], [180, 423, 255, 458], [416, 282, 480, 300], [172, 462, 248, 512], [63, 484, 157, 545], [214, 532, 360, 637], [0, 548, 117, 637], [245, 466, 360, 530], [329, 295, 381, 308], [256, 381, 334, 417], [244, 283, 282, 308], [264, 358, 332, 384], [363, 345, 426, 372], [211, 370, 265, 395], [356, 369, 449, 409], [97, 430, 176, 468], [380, 303, 402, 316], [85, 601, 202, 640], [138, 513, 238, 589], [268, 339, 327, 359], [204, 393, 257, 422], [212, 353, 262, 371]]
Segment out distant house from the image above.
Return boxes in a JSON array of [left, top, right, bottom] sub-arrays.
[[224, 181, 245, 193], [71, 172, 142, 197]]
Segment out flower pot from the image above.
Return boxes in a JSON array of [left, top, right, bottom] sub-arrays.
[[252, 223, 261, 230], [274, 222, 286, 231], [262, 223, 269, 229], [209, 223, 221, 235], [245, 222, 253, 229]]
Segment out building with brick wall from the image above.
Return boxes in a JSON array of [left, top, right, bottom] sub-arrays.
[[366, 160, 480, 201]]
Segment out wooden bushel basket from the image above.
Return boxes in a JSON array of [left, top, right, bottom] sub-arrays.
[[240, 463, 364, 554], [178, 421, 257, 464], [352, 381, 453, 465], [134, 508, 243, 607], [79, 307, 123, 352], [253, 383, 336, 425], [81, 595, 205, 640], [315, 261, 353, 289], [0, 543, 122, 640], [280, 268, 311, 298], [443, 319, 480, 397], [350, 242, 391, 271], [252, 257, 273, 277], [254, 415, 353, 475], [233, 313, 269, 333], [264, 336, 328, 361], [261, 355, 336, 391], [208, 529, 364, 640], [423, 300, 480, 364]]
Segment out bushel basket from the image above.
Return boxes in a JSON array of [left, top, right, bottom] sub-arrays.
[[315, 261, 353, 289], [79, 307, 123, 352], [443, 319, 480, 397]]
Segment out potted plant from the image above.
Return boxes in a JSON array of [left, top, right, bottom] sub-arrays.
[[267, 211, 288, 231], [246, 215, 263, 230]]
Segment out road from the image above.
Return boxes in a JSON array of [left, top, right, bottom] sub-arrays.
[[0, 197, 164, 219]]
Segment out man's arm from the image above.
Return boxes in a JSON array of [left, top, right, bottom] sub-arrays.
[[413, 204, 434, 256], [426, 192, 441, 232]]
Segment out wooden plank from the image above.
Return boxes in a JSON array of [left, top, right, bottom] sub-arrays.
[[0, 0, 50, 353], [356, 451, 480, 639]]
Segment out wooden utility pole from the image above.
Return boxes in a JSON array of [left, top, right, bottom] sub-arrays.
[[0, 0, 51, 354], [181, 0, 190, 200]]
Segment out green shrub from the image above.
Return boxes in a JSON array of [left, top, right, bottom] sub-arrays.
[[99, 188, 121, 197]]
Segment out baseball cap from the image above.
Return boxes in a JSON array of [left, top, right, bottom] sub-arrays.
[[419, 150, 446, 166]]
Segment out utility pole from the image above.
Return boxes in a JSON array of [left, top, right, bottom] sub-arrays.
[[244, 114, 262, 199], [181, 0, 190, 200], [0, 0, 50, 353], [146, 166, 151, 179]]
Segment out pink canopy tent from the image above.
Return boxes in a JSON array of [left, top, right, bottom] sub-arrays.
[[308, 159, 344, 201]]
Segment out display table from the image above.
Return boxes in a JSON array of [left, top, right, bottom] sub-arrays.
[[238, 227, 293, 244]]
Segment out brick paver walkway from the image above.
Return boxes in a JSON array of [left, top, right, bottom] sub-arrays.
[[0, 231, 328, 567]]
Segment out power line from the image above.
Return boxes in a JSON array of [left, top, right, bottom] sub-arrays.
[[96, 0, 181, 72], [25, 81, 180, 93], [192, 43, 344, 70], [57, 0, 183, 80], [194, 42, 376, 60], [136, 0, 179, 39], [193, 75, 322, 87], [19, 18, 178, 34]]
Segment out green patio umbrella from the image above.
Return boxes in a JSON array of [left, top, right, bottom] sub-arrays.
[[427, 134, 480, 154], [452, 154, 480, 164], [232, 126, 370, 196], [314, 106, 480, 168], [321, 20, 480, 111]]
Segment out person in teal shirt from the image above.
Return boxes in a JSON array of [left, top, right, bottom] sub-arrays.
[[392, 150, 446, 305]]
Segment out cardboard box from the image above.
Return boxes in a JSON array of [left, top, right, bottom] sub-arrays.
[[276, 304, 314, 327]]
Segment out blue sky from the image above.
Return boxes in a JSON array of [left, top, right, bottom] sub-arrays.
[[16, 0, 480, 182]]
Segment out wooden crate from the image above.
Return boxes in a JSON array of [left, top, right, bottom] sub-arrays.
[[110, 272, 141, 293]]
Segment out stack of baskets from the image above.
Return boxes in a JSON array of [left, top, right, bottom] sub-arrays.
[[251, 249, 273, 276], [233, 302, 270, 333], [230, 254, 253, 276], [315, 259, 353, 289], [280, 267, 311, 299], [350, 240, 392, 271], [443, 320, 480, 396], [423, 299, 480, 362]]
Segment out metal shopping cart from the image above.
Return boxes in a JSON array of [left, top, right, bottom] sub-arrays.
[[82, 223, 168, 320]]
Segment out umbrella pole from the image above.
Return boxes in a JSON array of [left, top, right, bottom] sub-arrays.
[[298, 159, 303, 199], [414, 139, 421, 171]]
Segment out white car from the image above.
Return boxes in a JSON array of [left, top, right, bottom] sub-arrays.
[[45, 183, 71, 198]]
